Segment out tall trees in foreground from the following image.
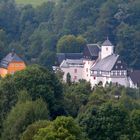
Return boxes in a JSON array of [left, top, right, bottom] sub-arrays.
[[2, 97, 49, 140], [34, 116, 87, 140], [0, 65, 65, 137], [0, 65, 140, 140]]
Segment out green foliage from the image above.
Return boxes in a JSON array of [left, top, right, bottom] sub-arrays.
[[64, 80, 92, 117], [0, 29, 8, 59], [0, 0, 139, 68], [0, 75, 17, 134], [78, 103, 130, 140], [35, 1, 55, 23], [34, 116, 87, 140], [15, 0, 54, 7], [0, 65, 65, 137], [1, 96, 49, 140], [0, 73, 140, 140], [130, 110, 140, 131], [12, 65, 65, 117], [57, 35, 86, 53], [66, 73, 71, 85], [0, 0, 140, 139], [21, 120, 49, 140], [27, 23, 57, 65], [77, 86, 140, 140], [38, 49, 56, 69]]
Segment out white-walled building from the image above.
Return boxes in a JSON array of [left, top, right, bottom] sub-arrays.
[[54, 39, 140, 88], [90, 54, 128, 87], [60, 59, 84, 82], [82, 44, 100, 82]]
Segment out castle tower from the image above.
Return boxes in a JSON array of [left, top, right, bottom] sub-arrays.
[[101, 38, 114, 59]]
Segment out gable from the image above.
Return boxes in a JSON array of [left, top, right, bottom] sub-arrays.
[[129, 70, 140, 86], [83, 44, 100, 60], [56, 53, 83, 65], [0, 52, 24, 69], [112, 56, 127, 70], [83, 45, 91, 59]]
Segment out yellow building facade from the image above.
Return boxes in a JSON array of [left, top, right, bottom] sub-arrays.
[[0, 51, 26, 77]]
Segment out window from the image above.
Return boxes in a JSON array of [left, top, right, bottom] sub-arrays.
[[111, 71, 115, 76], [117, 71, 120, 75], [121, 66, 123, 69], [106, 47, 108, 51], [93, 76, 96, 80], [74, 69, 77, 73], [74, 76, 77, 80], [121, 71, 124, 75], [94, 71, 97, 74], [97, 71, 100, 75], [116, 66, 118, 69], [86, 68, 88, 72], [112, 71, 117, 76], [117, 61, 121, 63]]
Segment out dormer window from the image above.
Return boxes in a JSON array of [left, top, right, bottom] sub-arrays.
[[118, 61, 121, 63]]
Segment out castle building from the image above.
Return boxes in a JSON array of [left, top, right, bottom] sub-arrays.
[[0, 50, 26, 77], [54, 39, 140, 88], [90, 39, 128, 87]]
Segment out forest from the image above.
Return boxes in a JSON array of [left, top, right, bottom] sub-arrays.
[[0, 0, 140, 140], [0, 0, 139, 69]]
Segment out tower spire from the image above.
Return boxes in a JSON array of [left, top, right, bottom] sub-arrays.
[[107, 36, 109, 40], [101, 37, 114, 59]]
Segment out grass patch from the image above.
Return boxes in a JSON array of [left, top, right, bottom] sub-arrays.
[[15, 0, 51, 7]]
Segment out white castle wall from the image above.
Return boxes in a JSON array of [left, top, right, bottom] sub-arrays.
[[110, 77, 129, 87], [61, 67, 83, 82], [90, 75, 129, 87], [83, 60, 95, 82]]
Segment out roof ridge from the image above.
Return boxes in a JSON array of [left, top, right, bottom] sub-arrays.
[[0, 52, 24, 68], [87, 44, 100, 57], [102, 38, 113, 46]]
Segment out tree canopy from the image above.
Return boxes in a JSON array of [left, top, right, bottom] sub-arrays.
[[34, 116, 88, 140]]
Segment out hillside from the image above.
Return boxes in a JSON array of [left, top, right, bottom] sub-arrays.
[[0, 0, 139, 69]]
